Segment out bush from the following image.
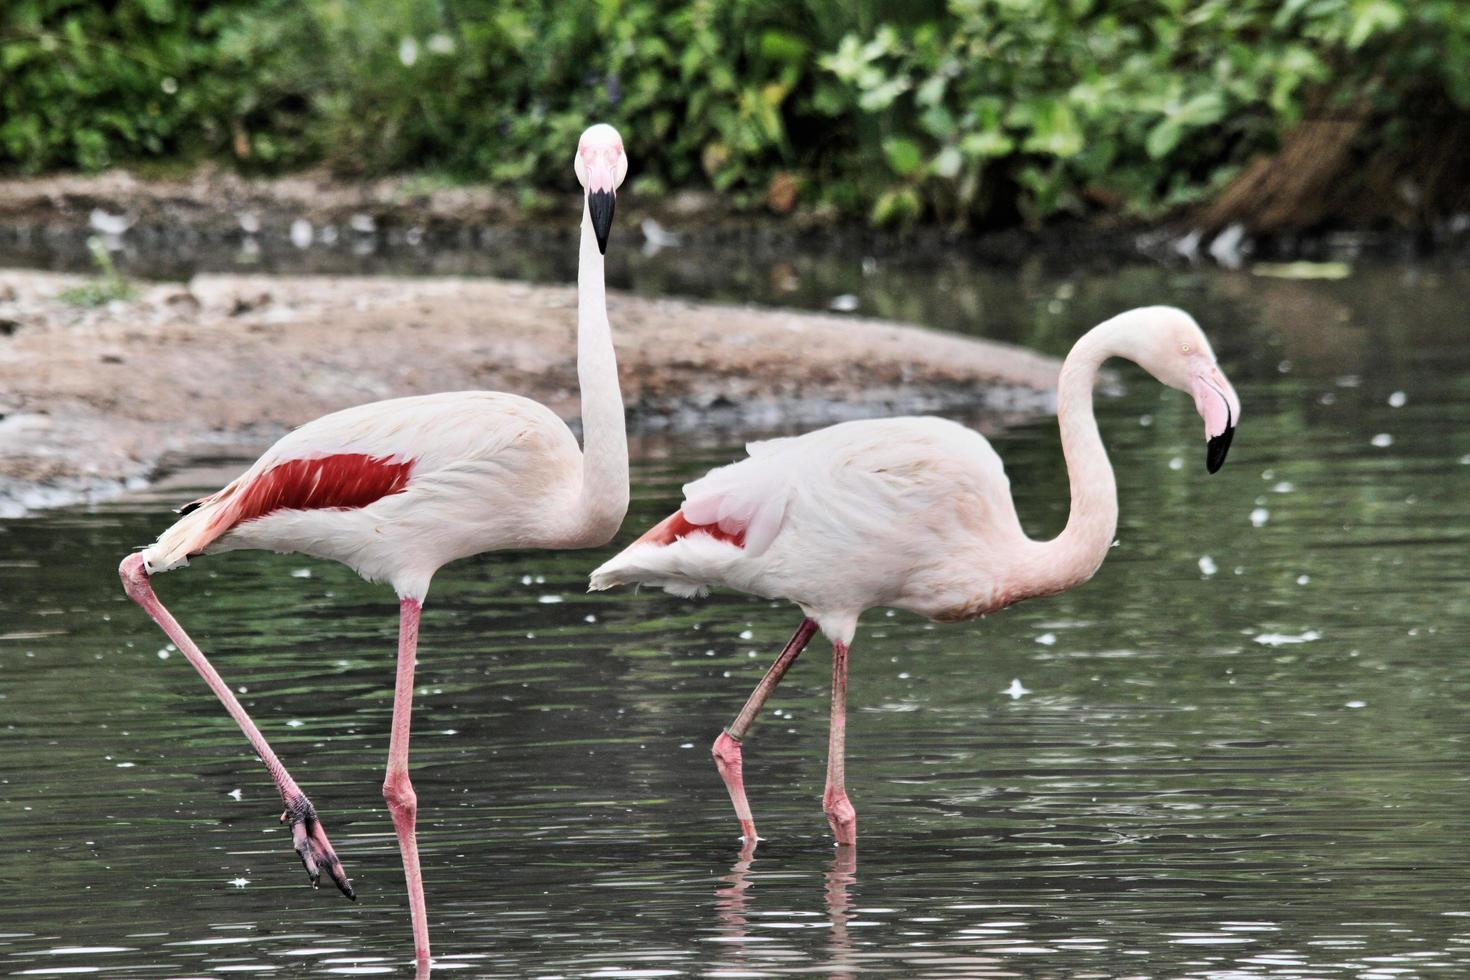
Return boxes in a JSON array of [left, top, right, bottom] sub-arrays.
[[2, 0, 1468, 226]]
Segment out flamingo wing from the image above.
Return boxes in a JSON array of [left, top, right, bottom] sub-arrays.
[[145, 392, 574, 572]]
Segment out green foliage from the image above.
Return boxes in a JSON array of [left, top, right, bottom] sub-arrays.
[[821, 0, 1470, 224], [2, 0, 1468, 225]]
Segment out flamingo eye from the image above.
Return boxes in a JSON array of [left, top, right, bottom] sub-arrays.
[[1181, 342, 1192, 354]]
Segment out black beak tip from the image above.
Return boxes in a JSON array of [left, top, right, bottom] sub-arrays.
[[588, 189, 615, 255], [1206, 425, 1235, 474]]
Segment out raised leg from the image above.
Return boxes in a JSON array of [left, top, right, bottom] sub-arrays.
[[822, 640, 857, 846], [117, 554, 354, 897], [712, 617, 819, 842], [383, 597, 431, 964]]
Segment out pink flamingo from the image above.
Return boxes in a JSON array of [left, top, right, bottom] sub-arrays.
[[590, 306, 1241, 847], [118, 124, 630, 963]]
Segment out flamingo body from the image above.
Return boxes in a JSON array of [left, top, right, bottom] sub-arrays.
[[149, 390, 616, 598], [594, 417, 1036, 642]]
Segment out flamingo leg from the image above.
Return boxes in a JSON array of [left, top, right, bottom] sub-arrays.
[[822, 640, 857, 846], [383, 597, 431, 964], [711, 617, 818, 842], [117, 554, 354, 897]]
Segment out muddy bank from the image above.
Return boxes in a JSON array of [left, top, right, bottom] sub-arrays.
[[0, 170, 1455, 281], [0, 270, 1060, 516]]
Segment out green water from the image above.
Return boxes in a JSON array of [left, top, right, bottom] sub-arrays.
[[2, 257, 1469, 976]]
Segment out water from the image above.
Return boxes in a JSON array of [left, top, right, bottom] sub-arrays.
[[2, 247, 1470, 976]]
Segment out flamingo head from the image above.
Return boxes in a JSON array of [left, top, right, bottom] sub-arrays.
[[1125, 307, 1242, 473], [574, 123, 627, 254]]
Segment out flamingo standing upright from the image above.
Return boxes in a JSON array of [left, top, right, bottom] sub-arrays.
[[590, 306, 1241, 847], [118, 124, 630, 963]]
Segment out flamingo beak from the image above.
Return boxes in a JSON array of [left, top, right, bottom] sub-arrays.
[[584, 157, 618, 255], [588, 188, 615, 255], [1190, 361, 1242, 474]]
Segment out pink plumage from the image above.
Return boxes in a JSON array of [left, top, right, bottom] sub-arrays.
[[591, 305, 1243, 848]]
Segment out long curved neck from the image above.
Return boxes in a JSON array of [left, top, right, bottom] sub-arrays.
[[1025, 320, 1122, 596], [572, 198, 629, 540]]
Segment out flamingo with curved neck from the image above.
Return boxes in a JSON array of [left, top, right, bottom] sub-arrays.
[[591, 306, 1242, 847], [118, 123, 630, 964]]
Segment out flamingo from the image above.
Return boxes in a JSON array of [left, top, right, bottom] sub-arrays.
[[590, 306, 1241, 847], [117, 124, 630, 963]]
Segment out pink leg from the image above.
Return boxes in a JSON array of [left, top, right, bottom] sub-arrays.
[[822, 641, 857, 846], [383, 598, 431, 964], [117, 554, 354, 897], [712, 618, 818, 842]]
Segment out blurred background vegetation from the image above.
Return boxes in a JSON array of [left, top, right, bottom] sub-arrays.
[[2, 0, 1468, 229]]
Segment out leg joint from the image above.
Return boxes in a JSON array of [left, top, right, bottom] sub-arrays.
[[382, 774, 417, 816]]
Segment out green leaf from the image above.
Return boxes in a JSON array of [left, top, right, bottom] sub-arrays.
[[870, 186, 922, 226], [1347, 0, 1404, 49], [931, 145, 963, 178], [882, 136, 924, 176], [961, 129, 1014, 158], [1146, 118, 1183, 159]]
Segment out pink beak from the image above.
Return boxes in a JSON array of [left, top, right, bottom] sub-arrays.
[[1189, 360, 1241, 473]]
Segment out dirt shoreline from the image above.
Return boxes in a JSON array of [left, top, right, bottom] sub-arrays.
[[0, 169, 1455, 267], [0, 269, 1061, 517]]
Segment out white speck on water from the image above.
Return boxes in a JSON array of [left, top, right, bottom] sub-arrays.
[[1371, 433, 1394, 448], [227, 788, 243, 801], [1003, 679, 1031, 699], [520, 575, 533, 585], [427, 32, 455, 55], [1138, 414, 1153, 427], [236, 211, 260, 235], [828, 294, 859, 312], [1250, 507, 1270, 527], [228, 878, 251, 888], [1345, 700, 1366, 709], [1388, 391, 1407, 408], [441, 729, 457, 736], [1296, 574, 1311, 585], [290, 219, 313, 249], [536, 595, 562, 604], [115, 762, 135, 768], [1277, 360, 1292, 374], [1035, 632, 1057, 646], [237, 686, 247, 694], [1169, 456, 1184, 470], [286, 719, 303, 728], [1199, 555, 1218, 576], [679, 742, 694, 749], [584, 614, 597, 623], [397, 36, 419, 67], [738, 630, 754, 640], [897, 672, 911, 680], [1254, 630, 1321, 646], [1272, 481, 1295, 493], [349, 213, 377, 234], [290, 568, 311, 578], [156, 649, 170, 660], [534, 575, 546, 584]]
